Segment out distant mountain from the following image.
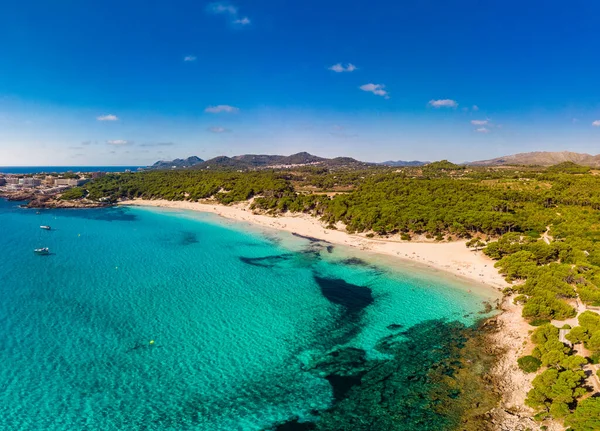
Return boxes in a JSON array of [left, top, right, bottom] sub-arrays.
[[327, 157, 373, 168], [195, 156, 252, 170], [150, 152, 373, 170], [150, 151, 600, 170], [151, 156, 204, 169], [279, 152, 327, 165], [470, 151, 600, 167], [379, 160, 429, 167], [230, 152, 326, 167]]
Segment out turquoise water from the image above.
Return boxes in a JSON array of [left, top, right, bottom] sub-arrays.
[[0, 199, 499, 430]]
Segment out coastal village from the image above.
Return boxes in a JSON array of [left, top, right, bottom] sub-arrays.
[[0, 171, 110, 208], [0, 173, 90, 192]]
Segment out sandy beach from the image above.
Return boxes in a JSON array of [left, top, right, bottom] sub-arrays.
[[120, 199, 508, 291]]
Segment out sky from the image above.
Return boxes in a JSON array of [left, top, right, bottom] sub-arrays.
[[2, 0, 600, 165]]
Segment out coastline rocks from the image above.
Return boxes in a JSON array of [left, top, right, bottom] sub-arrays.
[[25, 195, 108, 209], [0, 190, 109, 209], [0, 190, 37, 201]]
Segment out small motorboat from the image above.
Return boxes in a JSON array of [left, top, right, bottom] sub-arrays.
[[34, 248, 50, 255], [40, 225, 51, 230]]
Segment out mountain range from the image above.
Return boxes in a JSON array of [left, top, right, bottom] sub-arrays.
[[469, 151, 600, 167], [150, 152, 373, 170], [150, 151, 600, 170]]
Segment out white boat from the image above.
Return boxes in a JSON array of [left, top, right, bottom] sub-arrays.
[[40, 225, 51, 230], [34, 247, 50, 255]]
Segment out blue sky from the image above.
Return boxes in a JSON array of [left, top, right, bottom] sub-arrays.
[[2, 0, 600, 165]]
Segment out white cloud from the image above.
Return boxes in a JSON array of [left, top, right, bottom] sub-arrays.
[[107, 139, 130, 145], [428, 99, 458, 108], [209, 2, 238, 14], [475, 127, 490, 133], [205, 105, 239, 113], [592, 120, 600, 127], [234, 17, 250, 25], [329, 63, 357, 73], [359, 83, 389, 98], [97, 114, 118, 121], [471, 119, 488, 125], [472, 105, 479, 111], [208, 126, 229, 133], [184, 55, 197, 62], [140, 142, 175, 147], [208, 2, 251, 25]]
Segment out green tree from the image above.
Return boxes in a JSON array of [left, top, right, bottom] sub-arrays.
[[565, 326, 589, 345], [564, 397, 600, 431], [526, 369, 586, 418]]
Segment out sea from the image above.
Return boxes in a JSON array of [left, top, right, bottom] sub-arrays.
[[0, 166, 143, 174], [0, 199, 501, 431]]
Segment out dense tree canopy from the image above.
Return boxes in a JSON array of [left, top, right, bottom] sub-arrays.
[[564, 397, 600, 431]]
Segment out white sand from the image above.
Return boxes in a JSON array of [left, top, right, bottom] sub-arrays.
[[120, 199, 508, 291]]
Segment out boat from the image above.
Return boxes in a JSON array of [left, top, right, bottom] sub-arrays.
[[34, 248, 50, 255], [40, 225, 51, 230]]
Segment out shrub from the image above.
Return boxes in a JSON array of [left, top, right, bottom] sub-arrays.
[[518, 355, 542, 373], [513, 294, 528, 305], [530, 319, 551, 327]]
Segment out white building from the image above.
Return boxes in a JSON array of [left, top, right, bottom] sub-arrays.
[[19, 178, 42, 187], [54, 178, 86, 187]]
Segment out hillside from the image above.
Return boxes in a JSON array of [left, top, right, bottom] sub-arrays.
[[379, 160, 429, 167], [230, 152, 326, 167], [470, 151, 600, 167], [151, 156, 204, 169]]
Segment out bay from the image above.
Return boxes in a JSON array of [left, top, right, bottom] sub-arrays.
[[0, 199, 500, 430]]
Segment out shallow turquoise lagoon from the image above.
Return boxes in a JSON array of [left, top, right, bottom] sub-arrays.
[[0, 200, 499, 430]]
